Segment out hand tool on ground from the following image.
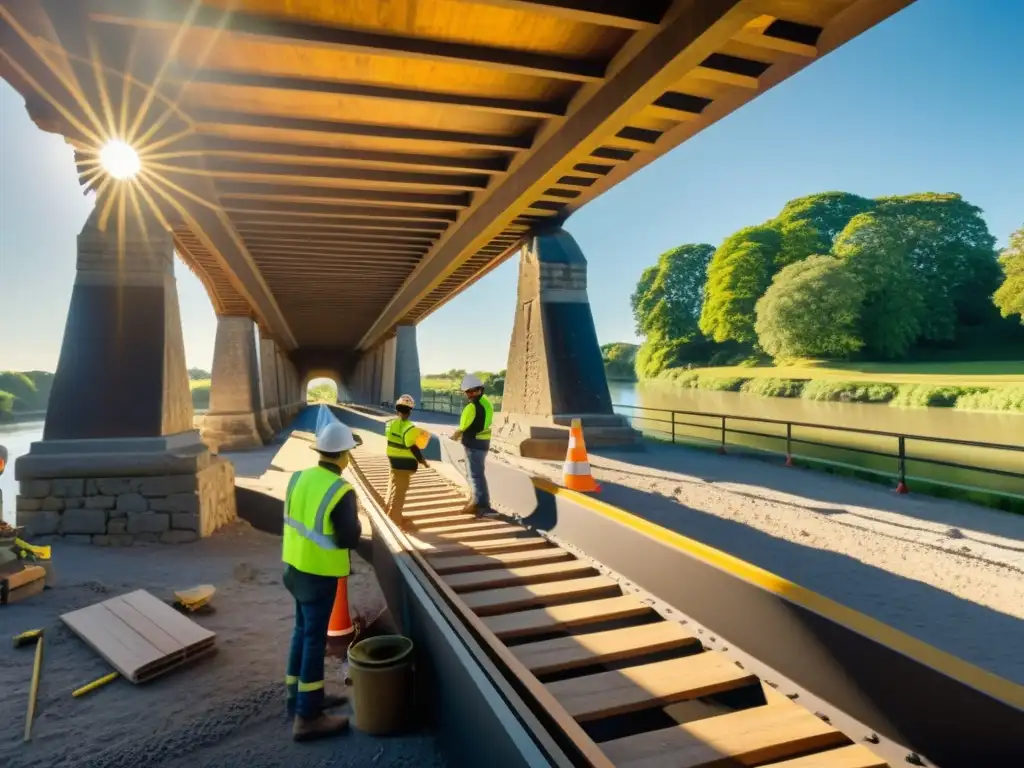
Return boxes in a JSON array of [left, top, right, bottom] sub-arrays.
[[16, 628, 44, 741], [172, 584, 216, 613], [73, 671, 120, 698]]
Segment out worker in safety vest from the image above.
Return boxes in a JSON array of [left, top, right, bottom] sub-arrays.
[[451, 374, 495, 516], [384, 394, 428, 527], [283, 420, 363, 741]]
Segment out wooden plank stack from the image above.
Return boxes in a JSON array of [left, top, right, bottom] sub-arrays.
[[61, 590, 216, 683]]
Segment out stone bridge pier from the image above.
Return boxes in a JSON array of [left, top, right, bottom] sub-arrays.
[[15, 206, 237, 544], [345, 325, 422, 409]]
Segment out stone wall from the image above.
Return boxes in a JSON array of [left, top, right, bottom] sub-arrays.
[[15, 458, 237, 545]]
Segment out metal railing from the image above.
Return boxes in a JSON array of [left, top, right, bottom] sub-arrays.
[[613, 403, 1024, 497], [419, 390, 503, 415]]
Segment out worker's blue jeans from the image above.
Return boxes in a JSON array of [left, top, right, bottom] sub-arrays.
[[283, 565, 337, 719], [466, 448, 490, 510]]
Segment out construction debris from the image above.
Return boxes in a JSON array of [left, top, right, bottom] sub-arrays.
[[17, 627, 44, 742], [1, 565, 46, 605], [72, 671, 120, 698]]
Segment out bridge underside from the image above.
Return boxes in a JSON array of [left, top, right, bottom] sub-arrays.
[[5, 0, 916, 541]]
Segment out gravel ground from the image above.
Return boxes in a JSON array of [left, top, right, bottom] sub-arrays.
[[408, 410, 1024, 685], [0, 524, 448, 768]]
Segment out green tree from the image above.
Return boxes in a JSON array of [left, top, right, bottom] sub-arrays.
[[773, 192, 876, 267], [601, 343, 638, 380], [755, 256, 865, 360], [832, 211, 926, 359], [188, 367, 211, 380], [873, 193, 1001, 335], [994, 225, 1024, 323], [0, 371, 39, 411], [631, 244, 715, 378], [0, 391, 13, 422], [699, 225, 781, 345]]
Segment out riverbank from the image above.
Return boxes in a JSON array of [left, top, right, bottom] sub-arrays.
[[653, 360, 1024, 413]]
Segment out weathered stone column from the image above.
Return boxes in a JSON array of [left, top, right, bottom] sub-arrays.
[[394, 324, 422, 406], [201, 316, 266, 451], [379, 335, 397, 407], [16, 204, 237, 544], [497, 228, 639, 458], [275, 347, 291, 425], [259, 331, 283, 434]]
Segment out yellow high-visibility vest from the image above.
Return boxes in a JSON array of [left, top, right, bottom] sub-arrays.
[[282, 466, 352, 577]]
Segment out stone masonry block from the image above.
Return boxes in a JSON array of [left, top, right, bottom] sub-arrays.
[[93, 535, 134, 547], [65, 497, 84, 509], [98, 478, 141, 496], [107, 518, 128, 534], [41, 497, 65, 512], [161, 530, 198, 544], [172, 512, 199, 531], [85, 479, 98, 495], [18, 510, 60, 536], [16, 496, 42, 512], [85, 495, 117, 509], [64, 534, 92, 544], [138, 475, 197, 497], [150, 493, 199, 515], [127, 512, 170, 534], [51, 478, 85, 497], [116, 493, 149, 514], [134, 533, 161, 544], [60, 508, 108, 535], [21, 480, 51, 498]]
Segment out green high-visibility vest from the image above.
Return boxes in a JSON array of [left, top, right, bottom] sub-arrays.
[[282, 466, 352, 577], [385, 419, 418, 461], [459, 395, 493, 441]]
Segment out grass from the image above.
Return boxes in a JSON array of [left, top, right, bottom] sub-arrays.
[[955, 386, 1024, 413], [678, 359, 1024, 387]]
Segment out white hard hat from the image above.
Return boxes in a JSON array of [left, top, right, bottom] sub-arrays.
[[460, 373, 484, 391], [396, 394, 416, 408], [315, 421, 358, 453]]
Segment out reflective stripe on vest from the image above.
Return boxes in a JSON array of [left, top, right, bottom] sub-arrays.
[[477, 396, 494, 441], [385, 419, 417, 460], [282, 466, 352, 577]]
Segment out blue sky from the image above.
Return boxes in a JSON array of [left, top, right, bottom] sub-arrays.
[[2, 0, 1022, 376]]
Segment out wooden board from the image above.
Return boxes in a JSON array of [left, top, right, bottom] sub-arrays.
[[547, 651, 755, 721], [600, 702, 847, 768], [512, 621, 699, 675], [461, 575, 620, 616], [425, 524, 525, 541], [443, 560, 597, 592], [483, 595, 652, 640], [431, 547, 575, 575], [420, 536, 552, 556], [768, 745, 889, 768], [61, 589, 216, 683], [410, 514, 477, 527], [417, 520, 511, 535]]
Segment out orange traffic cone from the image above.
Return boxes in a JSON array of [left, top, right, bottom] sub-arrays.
[[326, 577, 355, 658], [563, 418, 600, 493]]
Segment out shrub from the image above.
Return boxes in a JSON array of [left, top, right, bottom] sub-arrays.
[[191, 383, 210, 410], [741, 378, 806, 398], [0, 390, 13, 422], [801, 379, 898, 403], [891, 384, 988, 408], [954, 387, 1024, 413], [656, 369, 699, 388], [696, 376, 750, 392], [0, 371, 39, 411]]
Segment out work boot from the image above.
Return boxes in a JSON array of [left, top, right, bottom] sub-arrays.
[[286, 692, 348, 718], [292, 712, 350, 742]]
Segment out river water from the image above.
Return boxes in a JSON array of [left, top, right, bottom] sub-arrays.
[[608, 382, 1024, 500]]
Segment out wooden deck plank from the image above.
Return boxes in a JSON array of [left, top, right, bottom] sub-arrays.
[[430, 547, 575, 574], [121, 590, 216, 648], [443, 559, 597, 592], [512, 621, 699, 675], [420, 537, 552, 556], [767, 745, 888, 768], [600, 702, 848, 768], [462, 575, 620, 616], [483, 596, 652, 640], [425, 524, 525, 541], [104, 596, 184, 656], [62, 604, 163, 681], [411, 514, 476, 526], [548, 652, 755, 721], [417, 519, 510, 534]]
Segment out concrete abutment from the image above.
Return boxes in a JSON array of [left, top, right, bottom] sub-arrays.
[[201, 316, 267, 452]]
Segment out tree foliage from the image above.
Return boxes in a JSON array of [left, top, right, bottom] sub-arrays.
[[773, 192, 876, 267], [188, 367, 211, 380], [631, 244, 715, 378], [699, 226, 780, 345], [601, 343, 638, 380], [755, 256, 865, 360], [994, 225, 1024, 324]]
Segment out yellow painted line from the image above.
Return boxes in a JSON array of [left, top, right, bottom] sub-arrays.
[[532, 477, 1024, 710]]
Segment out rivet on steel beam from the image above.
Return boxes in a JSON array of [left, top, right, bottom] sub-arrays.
[[814, 712, 830, 723], [764, 680, 778, 688], [905, 754, 925, 766], [865, 734, 880, 744], [786, 692, 799, 699]]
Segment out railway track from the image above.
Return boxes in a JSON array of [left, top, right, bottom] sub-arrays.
[[349, 448, 892, 768]]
